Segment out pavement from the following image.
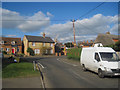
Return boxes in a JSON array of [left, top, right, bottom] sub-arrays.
[[2, 77, 42, 88]]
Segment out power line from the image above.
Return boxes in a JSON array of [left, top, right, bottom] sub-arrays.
[[79, 2, 106, 19]]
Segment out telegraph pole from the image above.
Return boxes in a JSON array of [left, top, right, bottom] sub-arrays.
[[72, 19, 76, 47]]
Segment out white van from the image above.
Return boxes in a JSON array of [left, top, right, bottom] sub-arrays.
[[80, 43, 120, 78]]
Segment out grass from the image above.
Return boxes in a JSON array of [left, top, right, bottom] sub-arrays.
[[2, 62, 40, 78], [67, 48, 82, 60]]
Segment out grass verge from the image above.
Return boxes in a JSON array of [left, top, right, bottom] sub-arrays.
[[2, 62, 39, 78], [67, 48, 82, 60]]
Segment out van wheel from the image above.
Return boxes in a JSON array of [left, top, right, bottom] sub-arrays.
[[82, 65, 87, 71], [98, 69, 104, 78]]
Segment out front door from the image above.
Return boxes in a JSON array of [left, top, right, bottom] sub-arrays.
[[12, 48, 15, 54]]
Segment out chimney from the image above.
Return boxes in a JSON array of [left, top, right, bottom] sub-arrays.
[[43, 32, 45, 38], [86, 40, 89, 44]]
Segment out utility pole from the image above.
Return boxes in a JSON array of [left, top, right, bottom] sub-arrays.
[[72, 19, 76, 47]]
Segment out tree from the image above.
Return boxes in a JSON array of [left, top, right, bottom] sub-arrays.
[[27, 47, 34, 56], [64, 42, 74, 48]]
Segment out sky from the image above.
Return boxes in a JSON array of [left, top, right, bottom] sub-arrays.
[[1, 2, 118, 43]]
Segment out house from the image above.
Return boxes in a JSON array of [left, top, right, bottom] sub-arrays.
[[0, 37, 22, 54], [23, 33, 55, 55], [79, 40, 94, 48], [94, 32, 119, 46]]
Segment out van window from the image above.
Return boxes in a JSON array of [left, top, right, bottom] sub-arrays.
[[95, 53, 100, 62], [99, 52, 120, 61]]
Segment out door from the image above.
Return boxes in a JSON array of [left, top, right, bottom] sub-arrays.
[[93, 52, 101, 72], [12, 48, 15, 54]]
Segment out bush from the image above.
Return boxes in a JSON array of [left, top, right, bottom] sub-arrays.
[[27, 48, 34, 56], [2, 51, 7, 54], [40, 46, 49, 55], [67, 48, 82, 60]]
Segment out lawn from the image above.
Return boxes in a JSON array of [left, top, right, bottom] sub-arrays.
[[2, 62, 40, 78], [67, 48, 82, 60]]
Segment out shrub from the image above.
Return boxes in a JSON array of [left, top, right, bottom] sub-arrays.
[[27, 48, 34, 56], [40, 46, 49, 55], [67, 48, 82, 60], [2, 51, 7, 54]]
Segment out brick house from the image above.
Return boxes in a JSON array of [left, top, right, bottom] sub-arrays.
[[94, 32, 119, 46], [0, 37, 22, 54], [23, 33, 55, 55], [79, 40, 94, 48]]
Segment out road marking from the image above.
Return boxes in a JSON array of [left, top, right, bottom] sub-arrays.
[[57, 58, 78, 67], [38, 63, 45, 68]]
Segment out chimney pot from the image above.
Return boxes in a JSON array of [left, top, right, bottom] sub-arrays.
[[43, 32, 45, 38]]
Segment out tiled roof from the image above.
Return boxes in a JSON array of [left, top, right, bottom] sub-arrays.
[[25, 35, 55, 43], [1, 37, 22, 45]]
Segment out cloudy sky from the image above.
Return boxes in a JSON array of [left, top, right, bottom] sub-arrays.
[[1, 2, 118, 43]]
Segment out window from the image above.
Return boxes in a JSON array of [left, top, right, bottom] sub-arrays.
[[32, 42, 35, 46], [1, 41, 4, 44], [17, 48, 19, 52], [6, 48, 9, 52], [34, 49, 40, 54], [11, 41, 15, 45], [99, 52, 120, 61], [43, 43, 45, 46], [1, 48, 3, 51], [95, 53, 100, 62], [50, 43, 53, 47]]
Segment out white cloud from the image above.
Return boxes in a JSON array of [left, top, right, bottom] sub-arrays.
[[6, 35, 17, 37], [47, 12, 53, 17], [1, 8, 52, 32], [44, 14, 118, 43], [1, 8, 24, 29], [17, 11, 51, 32]]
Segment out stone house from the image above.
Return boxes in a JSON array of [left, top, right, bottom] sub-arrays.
[[0, 37, 22, 54], [23, 33, 55, 55]]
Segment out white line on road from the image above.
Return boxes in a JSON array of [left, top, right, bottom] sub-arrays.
[[57, 58, 78, 67], [38, 63, 45, 68]]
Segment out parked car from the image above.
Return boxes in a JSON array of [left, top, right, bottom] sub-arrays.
[[80, 43, 120, 78]]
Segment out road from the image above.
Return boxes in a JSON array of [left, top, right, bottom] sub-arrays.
[[37, 56, 119, 88]]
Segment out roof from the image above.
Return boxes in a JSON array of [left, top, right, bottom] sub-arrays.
[[1, 37, 22, 45], [94, 33, 119, 46], [25, 35, 55, 43], [83, 47, 115, 52]]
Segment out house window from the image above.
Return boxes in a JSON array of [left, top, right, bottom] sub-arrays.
[[17, 48, 19, 52], [1, 41, 4, 44], [43, 43, 45, 46], [1, 48, 3, 51], [34, 49, 40, 54], [6, 48, 10, 52], [11, 41, 15, 45], [50, 43, 53, 47], [32, 42, 35, 46]]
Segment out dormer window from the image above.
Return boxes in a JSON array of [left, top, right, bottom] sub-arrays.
[[11, 41, 15, 45]]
